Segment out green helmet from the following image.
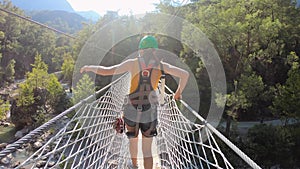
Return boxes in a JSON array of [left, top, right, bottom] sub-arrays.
[[138, 35, 158, 49]]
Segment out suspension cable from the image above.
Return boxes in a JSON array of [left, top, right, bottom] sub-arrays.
[[0, 7, 76, 39]]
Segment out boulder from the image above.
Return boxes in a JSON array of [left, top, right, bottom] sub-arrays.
[[14, 128, 30, 139], [36, 160, 46, 168], [33, 141, 43, 149], [10, 161, 20, 168], [0, 157, 10, 165], [0, 143, 7, 150], [14, 131, 24, 139], [3, 122, 10, 127]]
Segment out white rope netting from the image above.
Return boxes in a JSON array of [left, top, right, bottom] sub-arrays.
[[15, 73, 131, 169], [11, 73, 259, 169], [156, 96, 233, 169]]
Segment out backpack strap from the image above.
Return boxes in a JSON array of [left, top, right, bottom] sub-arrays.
[[159, 62, 165, 105]]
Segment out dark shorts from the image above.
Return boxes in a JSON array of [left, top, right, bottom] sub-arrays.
[[123, 104, 158, 138]]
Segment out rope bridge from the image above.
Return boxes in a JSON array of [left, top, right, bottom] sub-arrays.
[[0, 73, 261, 169]]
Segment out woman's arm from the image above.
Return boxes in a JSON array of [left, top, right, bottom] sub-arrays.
[[80, 59, 135, 76], [162, 62, 189, 100]]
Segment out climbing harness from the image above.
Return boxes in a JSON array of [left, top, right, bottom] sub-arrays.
[[124, 57, 165, 138]]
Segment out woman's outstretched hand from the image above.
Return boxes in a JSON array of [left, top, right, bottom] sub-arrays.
[[80, 66, 88, 73], [174, 92, 182, 100]]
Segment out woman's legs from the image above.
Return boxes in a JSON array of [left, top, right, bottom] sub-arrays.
[[126, 124, 138, 167], [142, 135, 153, 169], [127, 128, 154, 169], [125, 115, 155, 169]]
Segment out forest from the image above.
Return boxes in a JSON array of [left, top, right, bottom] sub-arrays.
[[0, 0, 299, 168]]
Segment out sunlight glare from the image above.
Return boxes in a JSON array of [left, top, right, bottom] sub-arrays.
[[66, 0, 160, 16]]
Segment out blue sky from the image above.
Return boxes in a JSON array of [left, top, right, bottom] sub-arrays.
[[66, 0, 161, 16]]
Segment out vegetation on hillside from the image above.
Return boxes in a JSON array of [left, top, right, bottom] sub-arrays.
[[0, 0, 299, 167]]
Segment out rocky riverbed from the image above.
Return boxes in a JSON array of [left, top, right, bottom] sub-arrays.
[[0, 124, 16, 144], [0, 116, 71, 168]]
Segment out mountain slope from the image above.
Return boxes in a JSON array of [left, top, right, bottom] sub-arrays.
[[7, 0, 100, 33], [76, 11, 100, 22], [9, 0, 100, 23], [10, 0, 75, 12], [28, 10, 87, 33]]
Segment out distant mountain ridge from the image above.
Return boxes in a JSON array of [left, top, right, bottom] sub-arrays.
[[10, 0, 75, 12], [77, 10, 100, 22], [27, 10, 87, 33], [10, 0, 100, 22], [6, 0, 101, 33]]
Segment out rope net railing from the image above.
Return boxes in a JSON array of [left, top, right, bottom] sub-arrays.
[[156, 96, 234, 169], [0, 73, 260, 169]]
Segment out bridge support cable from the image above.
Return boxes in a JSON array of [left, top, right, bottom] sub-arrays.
[[0, 7, 76, 39], [0, 73, 261, 169]]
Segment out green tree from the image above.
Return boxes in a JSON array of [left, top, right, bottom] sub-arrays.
[[245, 124, 295, 168], [0, 0, 23, 77], [61, 53, 74, 84], [52, 46, 70, 70], [179, 0, 300, 125], [46, 74, 71, 114], [17, 82, 35, 107], [272, 52, 300, 123], [26, 53, 49, 89], [72, 74, 94, 104], [12, 54, 68, 128], [27, 53, 67, 112], [18, 23, 56, 72], [0, 30, 4, 83], [72, 23, 95, 60], [52, 36, 73, 71], [0, 99, 10, 120], [13, 54, 49, 127], [0, 0, 57, 77], [225, 72, 271, 135], [0, 52, 3, 85], [225, 80, 250, 136], [4, 59, 15, 83]]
